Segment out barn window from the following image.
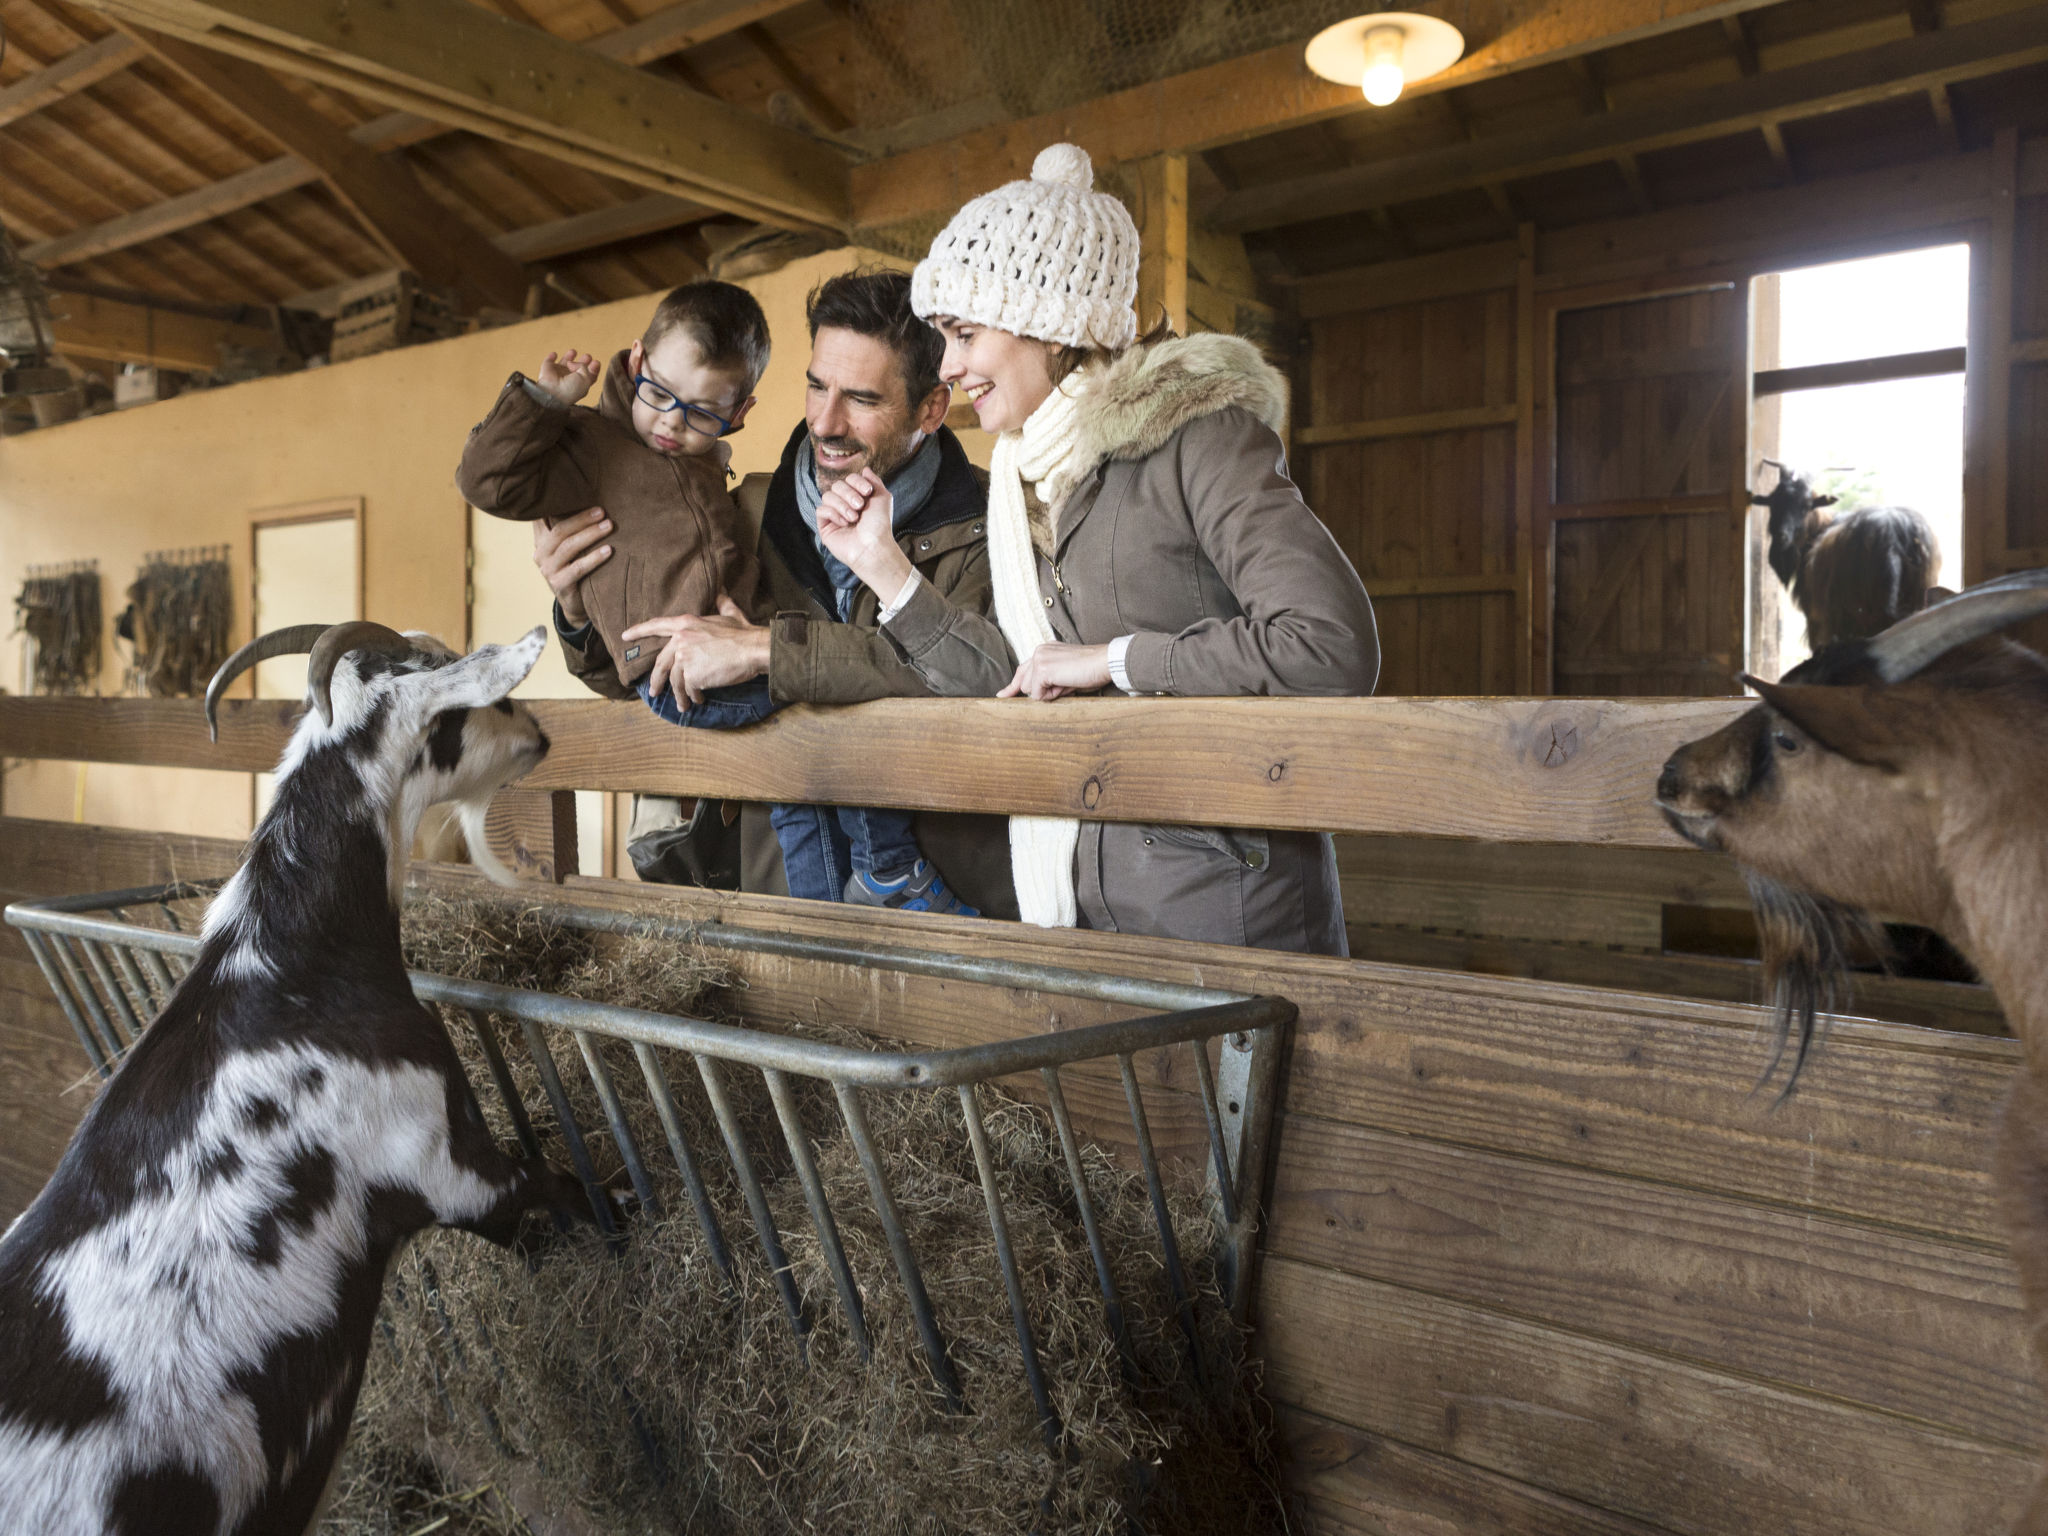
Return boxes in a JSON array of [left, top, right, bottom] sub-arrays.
[[1749, 244, 1970, 675]]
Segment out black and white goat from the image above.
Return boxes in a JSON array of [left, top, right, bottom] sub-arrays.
[[0, 621, 584, 1536], [1754, 459, 1941, 649]]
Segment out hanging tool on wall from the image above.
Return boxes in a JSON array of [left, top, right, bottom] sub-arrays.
[[13, 560, 103, 695], [119, 544, 233, 697]]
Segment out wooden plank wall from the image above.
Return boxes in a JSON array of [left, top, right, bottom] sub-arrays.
[[1299, 250, 1523, 696], [0, 817, 2034, 1535], [1292, 130, 2048, 697]]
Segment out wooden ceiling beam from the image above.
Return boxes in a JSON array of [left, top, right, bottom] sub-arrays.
[[853, 0, 1786, 228], [114, 25, 531, 311], [739, 21, 851, 132], [0, 33, 141, 130], [15, 0, 786, 271], [66, 0, 849, 230], [1208, 4, 2048, 234]]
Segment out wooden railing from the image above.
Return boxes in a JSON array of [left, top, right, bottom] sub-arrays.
[[0, 694, 1748, 850]]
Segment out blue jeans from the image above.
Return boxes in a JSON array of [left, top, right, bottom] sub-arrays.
[[637, 677, 922, 902]]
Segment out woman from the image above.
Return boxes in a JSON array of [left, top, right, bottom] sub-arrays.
[[817, 143, 1378, 956]]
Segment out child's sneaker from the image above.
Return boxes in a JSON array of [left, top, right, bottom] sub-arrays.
[[844, 860, 978, 917]]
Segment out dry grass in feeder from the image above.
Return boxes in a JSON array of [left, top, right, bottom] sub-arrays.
[[323, 894, 1286, 1535]]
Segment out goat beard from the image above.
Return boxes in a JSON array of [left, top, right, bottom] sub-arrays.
[[1744, 870, 1890, 1098], [456, 795, 520, 886]]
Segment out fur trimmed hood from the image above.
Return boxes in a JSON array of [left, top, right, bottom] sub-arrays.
[[1072, 331, 1288, 476]]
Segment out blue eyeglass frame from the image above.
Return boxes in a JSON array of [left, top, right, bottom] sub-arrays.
[[634, 374, 736, 437]]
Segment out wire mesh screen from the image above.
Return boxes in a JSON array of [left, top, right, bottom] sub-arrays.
[[6, 884, 1291, 1460]]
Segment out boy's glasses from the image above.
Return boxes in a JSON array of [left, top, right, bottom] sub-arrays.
[[634, 374, 735, 437]]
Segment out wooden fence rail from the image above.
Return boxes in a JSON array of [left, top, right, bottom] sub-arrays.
[[0, 694, 1749, 849]]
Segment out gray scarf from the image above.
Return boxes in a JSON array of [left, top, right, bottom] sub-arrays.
[[794, 433, 945, 619]]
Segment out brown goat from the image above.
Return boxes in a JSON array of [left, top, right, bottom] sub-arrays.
[[1754, 461, 1941, 647], [1656, 568, 2048, 1528]]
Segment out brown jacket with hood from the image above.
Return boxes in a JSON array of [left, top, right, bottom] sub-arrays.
[[887, 332, 1379, 956], [457, 349, 761, 691]]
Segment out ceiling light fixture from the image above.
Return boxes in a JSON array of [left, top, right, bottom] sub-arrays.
[[1305, 13, 1466, 108]]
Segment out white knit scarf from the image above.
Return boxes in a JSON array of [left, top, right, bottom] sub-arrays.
[[987, 372, 1094, 927]]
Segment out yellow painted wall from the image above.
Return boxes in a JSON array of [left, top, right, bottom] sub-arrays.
[[0, 245, 992, 838]]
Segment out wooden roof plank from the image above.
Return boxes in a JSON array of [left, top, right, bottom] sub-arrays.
[[1210, 5, 2048, 234], [119, 25, 532, 311], [0, 33, 141, 129], [68, 0, 849, 230]]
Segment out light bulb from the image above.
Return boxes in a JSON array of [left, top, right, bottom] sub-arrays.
[[1360, 24, 1406, 106]]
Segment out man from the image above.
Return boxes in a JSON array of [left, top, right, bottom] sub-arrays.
[[534, 268, 1017, 917]]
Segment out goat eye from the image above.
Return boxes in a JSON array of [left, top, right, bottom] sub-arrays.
[[1774, 731, 1801, 754]]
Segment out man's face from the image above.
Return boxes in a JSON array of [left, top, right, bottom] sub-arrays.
[[805, 326, 946, 486]]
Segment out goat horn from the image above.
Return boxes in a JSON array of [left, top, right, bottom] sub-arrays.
[[305, 621, 415, 727], [1867, 567, 2048, 683], [204, 624, 331, 743]]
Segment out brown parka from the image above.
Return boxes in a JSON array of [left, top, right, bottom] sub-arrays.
[[557, 422, 1020, 919], [457, 349, 760, 692], [885, 333, 1379, 956]]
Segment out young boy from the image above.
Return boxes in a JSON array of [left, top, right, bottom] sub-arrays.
[[458, 281, 969, 915]]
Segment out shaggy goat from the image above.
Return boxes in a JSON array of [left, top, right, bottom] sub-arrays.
[[0, 621, 585, 1536], [1656, 569, 2048, 1529], [1754, 460, 1942, 648]]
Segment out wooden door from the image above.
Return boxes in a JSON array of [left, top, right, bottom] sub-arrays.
[[251, 501, 360, 819], [1537, 280, 1751, 696]]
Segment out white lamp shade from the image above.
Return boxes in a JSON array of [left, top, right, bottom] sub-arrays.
[[1305, 12, 1466, 97]]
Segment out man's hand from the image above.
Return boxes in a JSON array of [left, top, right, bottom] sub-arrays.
[[532, 507, 612, 628], [998, 643, 1113, 702], [816, 468, 915, 600], [537, 348, 600, 406], [622, 595, 771, 706]]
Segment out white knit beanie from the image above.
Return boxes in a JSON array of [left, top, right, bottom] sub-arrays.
[[911, 143, 1140, 351]]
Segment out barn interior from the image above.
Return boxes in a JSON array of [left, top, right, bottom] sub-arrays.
[[2, 0, 2047, 1530]]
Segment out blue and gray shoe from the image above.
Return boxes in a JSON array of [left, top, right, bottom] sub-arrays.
[[844, 860, 978, 917]]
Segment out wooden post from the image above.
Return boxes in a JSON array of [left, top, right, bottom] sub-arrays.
[[1966, 125, 2017, 587], [1135, 153, 1189, 337]]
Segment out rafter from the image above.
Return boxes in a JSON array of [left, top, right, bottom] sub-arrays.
[[739, 21, 850, 132], [43, 284, 278, 370], [1208, 5, 2048, 234], [16, 0, 788, 272], [67, 0, 848, 230], [0, 33, 140, 129], [116, 25, 531, 311]]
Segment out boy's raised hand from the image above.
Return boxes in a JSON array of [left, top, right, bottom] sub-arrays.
[[536, 348, 601, 405]]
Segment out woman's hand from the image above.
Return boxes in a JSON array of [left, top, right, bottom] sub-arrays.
[[622, 595, 769, 705], [532, 507, 612, 627], [998, 643, 1113, 701], [816, 469, 915, 598], [536, 348, 600, 405]]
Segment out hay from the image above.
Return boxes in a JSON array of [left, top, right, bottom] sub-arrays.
[[323, 894, 1285, 1535]]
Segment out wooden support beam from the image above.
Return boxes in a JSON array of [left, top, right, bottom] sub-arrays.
[[44, 288, 278, 370], [67, 0, 849, 231], [2012, 336, 2048, 367], [494, 193, 712, 261], [1208, 7, 2048, 234], [0, 694, 1748, 850], [1753, 344, 1966, 395], [0, 34, 141, 129], [593, 0, 806, 67], [852, 0, 1787, 228], [1134, 153, 1188, 337], [118, 26, 531, 313]]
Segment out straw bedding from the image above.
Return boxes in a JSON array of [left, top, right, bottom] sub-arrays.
[[321, 894, 1285, 1535]]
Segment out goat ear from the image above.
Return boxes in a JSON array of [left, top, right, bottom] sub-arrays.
[[1744, 677, 1913, 770], [411, 627, 547, 713]]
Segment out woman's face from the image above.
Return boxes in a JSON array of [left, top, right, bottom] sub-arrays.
[[934, 318, 1057, 433]]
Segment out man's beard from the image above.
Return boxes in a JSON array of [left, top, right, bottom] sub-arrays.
[[813, 429, 914, 487]]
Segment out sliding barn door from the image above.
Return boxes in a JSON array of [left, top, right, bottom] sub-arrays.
[[1536, 280, 1752, 696]]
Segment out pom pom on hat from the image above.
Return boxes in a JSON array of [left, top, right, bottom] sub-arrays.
[[911, 141, 1140, 352]]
